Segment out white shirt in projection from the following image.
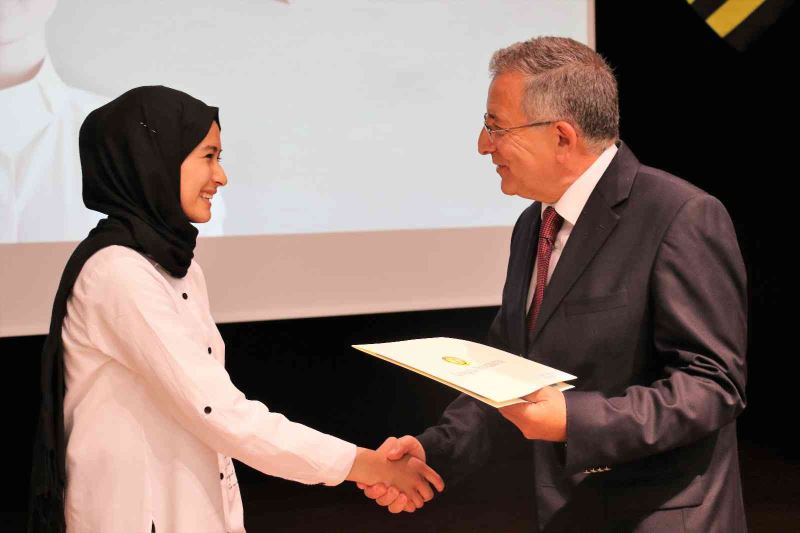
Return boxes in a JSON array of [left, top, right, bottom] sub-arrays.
[[62, 245, 355, 533], [0, 57, 226, 243]]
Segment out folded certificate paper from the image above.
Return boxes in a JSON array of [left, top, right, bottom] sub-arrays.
[[352, 337, 576, 408]]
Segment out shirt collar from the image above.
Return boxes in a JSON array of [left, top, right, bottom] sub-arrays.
[[36, 56, 70, 113], [541, 143, 618, 226], [0, 55, 68, 154], [0, 55, 68, 112]]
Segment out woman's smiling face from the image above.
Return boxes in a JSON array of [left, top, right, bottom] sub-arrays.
[[179, 121, 227, 223]]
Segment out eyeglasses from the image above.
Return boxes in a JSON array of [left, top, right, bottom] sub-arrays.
[[483, 113, 554, 142]]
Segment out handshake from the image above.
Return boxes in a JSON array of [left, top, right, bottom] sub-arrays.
[[342, 386, 569, 513], [346, 435, 444, 513]]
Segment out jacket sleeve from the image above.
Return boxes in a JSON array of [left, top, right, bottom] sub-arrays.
[[417, 390, 518, 487], [563, 194, 747, 473], [418, 212, 528, 485], [77, 252, 356, 486]]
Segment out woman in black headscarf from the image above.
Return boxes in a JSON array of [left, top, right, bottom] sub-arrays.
[[28, 86, 442, 533]]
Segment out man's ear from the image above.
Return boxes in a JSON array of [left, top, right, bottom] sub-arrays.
[[554, 120, 579, 157]]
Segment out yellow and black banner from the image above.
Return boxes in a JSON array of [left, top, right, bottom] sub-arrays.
[[686, 0, 795, 50]]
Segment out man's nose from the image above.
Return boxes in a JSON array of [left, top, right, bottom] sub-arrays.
[[478, 127, 494, 155]]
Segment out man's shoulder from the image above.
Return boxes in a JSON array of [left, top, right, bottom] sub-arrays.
[[622, 164, 738, 245], [636, 164, 706, 199], [611, 143, 711, 209]]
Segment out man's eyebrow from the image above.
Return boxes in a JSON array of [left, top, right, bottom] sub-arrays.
[[485, 112, 503, 124], [203, 145, 220, 153]]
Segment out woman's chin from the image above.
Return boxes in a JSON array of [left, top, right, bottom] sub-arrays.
[[187, 210, 212, 224]]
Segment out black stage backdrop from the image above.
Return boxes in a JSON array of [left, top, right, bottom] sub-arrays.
[[2, 2, 797, 531]]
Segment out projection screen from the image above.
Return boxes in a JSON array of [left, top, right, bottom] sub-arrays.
[[0, 0, 594, 337]]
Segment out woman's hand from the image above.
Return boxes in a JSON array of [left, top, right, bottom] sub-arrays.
[[357, 435, 434, 513], [346, 446, 444, 512]]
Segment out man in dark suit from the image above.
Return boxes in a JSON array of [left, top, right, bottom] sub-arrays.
[[360, 36, 748, 532]]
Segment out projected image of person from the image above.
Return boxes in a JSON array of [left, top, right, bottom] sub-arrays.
[[0, 0, 224, 242], [0, 0, 106, 242], [28, 86, 443, 533]]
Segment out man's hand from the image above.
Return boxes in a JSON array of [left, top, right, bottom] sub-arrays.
[[346, 440, 442, 513], [356, 435, 443, 513], [498, 386, 567, 442]]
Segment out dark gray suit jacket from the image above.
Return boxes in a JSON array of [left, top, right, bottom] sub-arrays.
[[418, 143, 748, 532]]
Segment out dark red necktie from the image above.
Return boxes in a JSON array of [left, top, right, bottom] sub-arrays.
[[527, 206, 564, 332]]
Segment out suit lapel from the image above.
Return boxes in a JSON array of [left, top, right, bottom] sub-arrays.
[[529, 143, 639, 344], [508, 203, 541, 354], [529, 196, 619, 343]]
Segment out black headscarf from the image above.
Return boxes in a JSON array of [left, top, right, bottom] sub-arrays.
[[28, 86, 219, 532]]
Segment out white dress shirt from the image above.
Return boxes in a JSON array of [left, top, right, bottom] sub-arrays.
[[526, 144, 618, 312], [1, 57, 225, 243], [62, 245, 355, 533]]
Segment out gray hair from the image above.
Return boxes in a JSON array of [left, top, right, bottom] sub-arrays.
[[489, 36, 619, 153]]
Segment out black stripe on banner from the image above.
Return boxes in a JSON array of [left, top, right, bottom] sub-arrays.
[[689, 0, 728, 19], [725, 0, 797, 51]]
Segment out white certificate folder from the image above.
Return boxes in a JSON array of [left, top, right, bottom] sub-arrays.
[[352, 337, 576, 408]]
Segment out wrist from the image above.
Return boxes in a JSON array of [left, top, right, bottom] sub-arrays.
[[346, 447, 382, 485]]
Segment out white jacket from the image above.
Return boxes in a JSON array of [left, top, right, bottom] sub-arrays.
[[62, 245, 356, 533]]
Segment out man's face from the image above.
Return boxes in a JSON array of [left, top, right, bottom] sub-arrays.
[[478, 71, 561, 202], [0, 0, 57, 45]]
